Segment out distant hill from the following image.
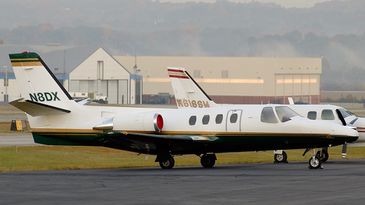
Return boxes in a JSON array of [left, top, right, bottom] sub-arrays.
[[0, 0, 365, 90], [0, 0, 364, 35]]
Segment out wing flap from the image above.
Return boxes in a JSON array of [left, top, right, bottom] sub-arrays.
[[122, 132, 218, 143]]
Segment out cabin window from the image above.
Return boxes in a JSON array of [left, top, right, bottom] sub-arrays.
[[307, 111, 317, 120], [215, 114, 223, 124], [202, 115, 210, 125], [321, 109, 335, 120], [189, 116, 197, 125], [261, 107, 278, 123], [230, 113, 238, 123]]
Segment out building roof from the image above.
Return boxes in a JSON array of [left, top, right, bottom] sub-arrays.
[[114, 55, 322, 96], [70, 48, 130, 80], [115, 56, 322, 78]]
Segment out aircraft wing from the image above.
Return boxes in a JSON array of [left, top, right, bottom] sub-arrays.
[[105, 131, 219, 155]]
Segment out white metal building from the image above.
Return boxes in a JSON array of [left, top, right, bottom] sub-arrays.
[[68, 48, 141, 104], [0, 72, 21, 102]]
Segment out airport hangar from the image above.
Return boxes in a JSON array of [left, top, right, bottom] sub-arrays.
[[0, 48, 322, 105]]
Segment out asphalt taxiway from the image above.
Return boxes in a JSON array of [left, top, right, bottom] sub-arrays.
[[1, 161, 365, 205]]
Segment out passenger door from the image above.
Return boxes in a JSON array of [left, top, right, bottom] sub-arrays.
[[226, 110, 242, 132]]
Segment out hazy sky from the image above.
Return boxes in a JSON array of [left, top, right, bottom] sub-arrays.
[[159, 0, 342, 8]]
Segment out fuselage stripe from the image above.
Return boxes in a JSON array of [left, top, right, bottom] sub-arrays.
[[11, 62, 42, 67], [167, 69, 184, 73], [169, 75, 189, 79]]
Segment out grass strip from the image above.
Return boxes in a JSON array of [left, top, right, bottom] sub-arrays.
[[1, 146, 365, 172]]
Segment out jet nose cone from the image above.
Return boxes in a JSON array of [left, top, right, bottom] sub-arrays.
[[336, 125, 359, 143], [309, 120, 359, 143], [350, 117, 365, 142], [344, 125, 359, 134]]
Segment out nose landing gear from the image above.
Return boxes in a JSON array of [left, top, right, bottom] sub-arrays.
[[308, 155, 322, 169], [308, 149, 325, 169]]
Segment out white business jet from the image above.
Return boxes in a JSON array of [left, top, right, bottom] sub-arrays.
[[8, 53, 358, 169]]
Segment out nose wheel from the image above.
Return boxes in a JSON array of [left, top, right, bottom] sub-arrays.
[[200, 154, 217, 168], [308, 156, 322, 169], [308, 149, 323, 169]]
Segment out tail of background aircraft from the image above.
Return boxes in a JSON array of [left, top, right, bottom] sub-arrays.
[[9, 52, 76, 116], [167, 67, 217, 109]]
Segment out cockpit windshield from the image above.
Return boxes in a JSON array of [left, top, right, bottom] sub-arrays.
[[338, 108, 355, 118], [275, 106, 300, 122], [261, 106, 300, 123]]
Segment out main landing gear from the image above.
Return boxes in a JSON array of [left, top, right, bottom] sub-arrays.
[[156, 153, 217, 169], [156, 154, 175, 169], [200, 154, 217, 168], [273, 150, 288, 163]]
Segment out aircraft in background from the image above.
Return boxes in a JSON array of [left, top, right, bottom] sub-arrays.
[[283, 99, 365, 159], [8, 52, 358, 169], [167, 67, 363, 163]]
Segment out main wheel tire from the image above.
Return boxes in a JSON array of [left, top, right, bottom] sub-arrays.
[[159, 156, 175, 169], [200, 154, 216, 168], [274, 151, 288, 163], [308, 156, 322, 169]]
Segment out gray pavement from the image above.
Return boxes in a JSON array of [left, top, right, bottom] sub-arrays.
[[0, 113, 27, 122], [1, 161, 365, 205], [0, 133, 35, 146]]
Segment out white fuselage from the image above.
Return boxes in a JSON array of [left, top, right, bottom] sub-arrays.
[[28, 103, 357, 140], [202, 103, 364, 143]]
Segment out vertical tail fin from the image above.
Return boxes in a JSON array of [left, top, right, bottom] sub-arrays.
[[167, 67, 217, 108], [9, 52, 75, 112]]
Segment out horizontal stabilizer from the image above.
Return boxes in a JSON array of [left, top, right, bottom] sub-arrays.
[[10, 98, 71, 116]]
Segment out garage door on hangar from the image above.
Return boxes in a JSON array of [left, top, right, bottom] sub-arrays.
[[107, 80, 129, 104]]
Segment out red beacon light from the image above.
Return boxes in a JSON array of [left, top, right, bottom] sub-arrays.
[[153, 114, 164, 133]]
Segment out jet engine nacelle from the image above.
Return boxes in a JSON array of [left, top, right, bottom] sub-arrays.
[[113, 111, 164, 132]]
